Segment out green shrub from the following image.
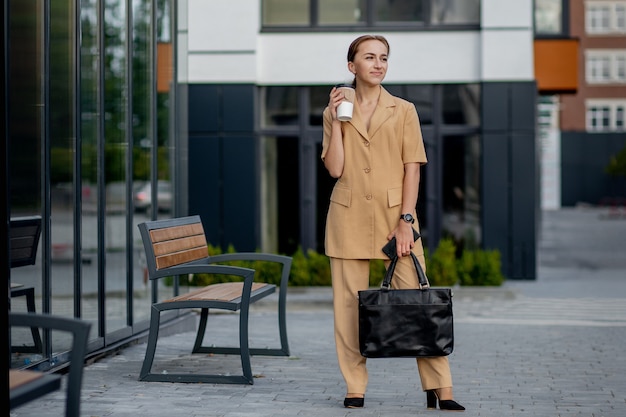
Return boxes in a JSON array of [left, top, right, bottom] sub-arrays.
[[163, 238, 505, 288], [289, 247, 312, 286], [425, 238, 459, 286], [369, 259, 387, 287], [306, 248, 332, 286], [458, 248, 504, 286]]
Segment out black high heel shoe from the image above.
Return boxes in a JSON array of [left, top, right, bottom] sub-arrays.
[[426, 390, 465, 411], [344, 397, 364, 408]]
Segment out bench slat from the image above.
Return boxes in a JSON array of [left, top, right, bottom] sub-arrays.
[[152, 235, 207, 257], [149, 223, 204, 243], [165, 282, 269, 303], [155, 246, 208, 270], [9, 370, 45, 390]]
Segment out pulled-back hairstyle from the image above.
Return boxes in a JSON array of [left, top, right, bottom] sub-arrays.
[[347, 35, 390, 87]]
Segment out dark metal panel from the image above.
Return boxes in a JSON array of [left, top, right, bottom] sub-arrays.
[[481, 82, 509, 132], [561, 132, 626, 206], [511, 82, 537, 132], [188, 136, 221, 245], [511, 133, 537, 279], [222, 85, 254, 132], [481, 132, 510, 266], [481, 82, 538, 280], [223, 136, 257, 252], [188, 85, 219, 133]]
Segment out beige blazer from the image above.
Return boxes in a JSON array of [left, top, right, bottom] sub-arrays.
[[321, 87, 428, 259]]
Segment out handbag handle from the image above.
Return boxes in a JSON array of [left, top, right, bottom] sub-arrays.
[[381, 252, 430, 290]]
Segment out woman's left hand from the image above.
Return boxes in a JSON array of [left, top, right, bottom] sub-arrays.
[[387, 223, 415, 258]]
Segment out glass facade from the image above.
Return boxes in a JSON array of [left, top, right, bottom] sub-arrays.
[[8, 0, 178, 369], [262, 0, 479, 28], [258, 84, 481, 255]]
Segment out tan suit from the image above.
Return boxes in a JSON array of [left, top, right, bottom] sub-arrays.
[[322, 87, 453, 395]]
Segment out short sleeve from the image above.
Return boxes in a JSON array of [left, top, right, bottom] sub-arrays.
[[321, 107, 333, 161], [402, 104, 428, 165]]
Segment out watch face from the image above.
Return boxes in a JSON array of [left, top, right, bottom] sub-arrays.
[[402, 214, 414, 223]]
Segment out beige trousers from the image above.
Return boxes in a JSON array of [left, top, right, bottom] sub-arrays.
[[330, 255, 453, 395]]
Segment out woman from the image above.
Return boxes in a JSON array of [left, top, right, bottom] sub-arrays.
[[321, 34, 465, 411]]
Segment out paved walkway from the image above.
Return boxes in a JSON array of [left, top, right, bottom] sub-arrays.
[[11, 207, 626, 417]]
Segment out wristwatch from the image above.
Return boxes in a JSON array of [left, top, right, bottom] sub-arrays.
[[400, 213, 415, 224]]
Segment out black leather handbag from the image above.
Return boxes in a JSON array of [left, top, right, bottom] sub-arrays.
[[358, 252, 454, 358]]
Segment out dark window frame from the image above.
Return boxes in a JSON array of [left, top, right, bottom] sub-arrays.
[[261, 0, 480, 32]]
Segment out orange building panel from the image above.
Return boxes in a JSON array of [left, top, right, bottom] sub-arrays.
[[534, 38, 579, 94], [157, 42, 173, 93]]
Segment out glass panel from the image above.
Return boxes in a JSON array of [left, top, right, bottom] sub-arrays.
[[132, 0, 154, 323], [263, 0, 309, 26], [601, 106, 611, 128], [431, 0, 480, 25], [616, 56, 626, 80], [375, 0, 424, 23], [616, 106, 624, 129], [587, 5, 611, 33], [617, 4, 626, 30], [156, 0, 174, 222], [442, 84, 480, 126], [309, 86, 331, 126], [259, 136, 300, 255], [9, 0, 44, 365], [319, 0, 365, 25], [50, 0, 77, 322], [442, 135, 481, 248], [534, 0, 562, 35], [104, 0, 129, 334], [80, 0, 100, 326], [262, 86, 299, 126]]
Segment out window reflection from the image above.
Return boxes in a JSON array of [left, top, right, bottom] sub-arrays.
[[319, 0, 365, 25], [80, 0, 100, 326], [442, 135, 481, 247], [50, 0, 78, 320], [375, 0, 424, 22], [8, 0, 44, 357], [262, 86, 299, 126], [442, 84, 480, 126], [260, 136, 301, 255], [431, 0, 480, 25], [535, 0, 562, 35], [263, 0, 309, 25], [310, 86, 331, 126]]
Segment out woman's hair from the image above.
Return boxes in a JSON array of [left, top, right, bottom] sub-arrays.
[[346, 35, 390, 87]]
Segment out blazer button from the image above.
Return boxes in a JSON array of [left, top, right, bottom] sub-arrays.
[[364, 142, 370, 147], [364, 168, 371, 173], [366, 194, 372, 200]]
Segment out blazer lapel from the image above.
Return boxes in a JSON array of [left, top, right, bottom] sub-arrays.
[[367, 87, 395, 139], [348, 100, 370, 140]]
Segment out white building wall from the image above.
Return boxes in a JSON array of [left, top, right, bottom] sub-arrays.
[[184, 0, 260, 82], [258, 32, 481, 85], [480, 0, 534, 81], [179, 0, 535, 85]]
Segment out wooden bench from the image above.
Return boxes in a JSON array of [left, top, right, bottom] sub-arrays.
[[137, 215, 292, 384], [10, 312, 92, 417], [10, 215, 44, 353]]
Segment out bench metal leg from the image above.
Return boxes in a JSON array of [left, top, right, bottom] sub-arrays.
[[197, 253, 291, 357], [140, 304, 254, 385], [10, 286, 43, 353], [193, 289, 290, 357]]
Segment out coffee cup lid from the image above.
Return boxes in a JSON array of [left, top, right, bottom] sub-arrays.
[[335, 83, 354, 89]]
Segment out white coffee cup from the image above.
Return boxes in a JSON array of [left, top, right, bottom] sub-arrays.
[[336, 84, 355, 122]]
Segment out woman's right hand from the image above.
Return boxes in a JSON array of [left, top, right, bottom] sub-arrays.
[[328, 87, 345, 121]]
